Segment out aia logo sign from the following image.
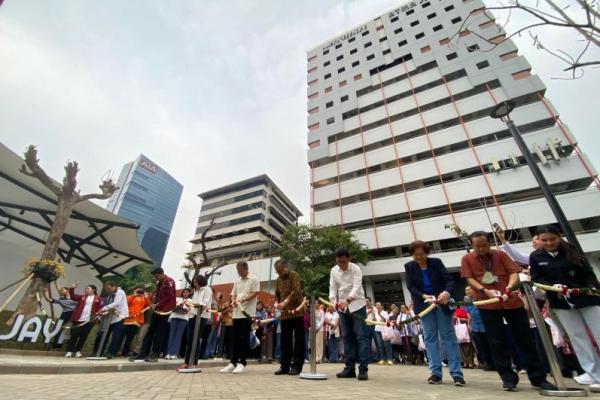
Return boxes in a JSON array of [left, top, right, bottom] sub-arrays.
[[140, 160, 157, 174]]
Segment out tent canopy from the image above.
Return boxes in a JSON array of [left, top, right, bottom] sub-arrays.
[[0, 143, 152, 277]]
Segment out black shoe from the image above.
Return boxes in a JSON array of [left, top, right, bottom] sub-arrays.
[[274, 368, 289, 375], [336, 369, 356, 378], [453, 376, 466, 386], [357, 371, 368, 381], [483, 364, 496, 371], [288, 368, 301, 376], [532, 380, 557, 391], [145, 356, 158, 363], [503, 382, 518, 392], [428, 375, 442, 384], [128, 356, 143, 362]]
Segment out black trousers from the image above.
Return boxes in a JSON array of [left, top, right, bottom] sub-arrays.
[[200, 323, 212, 357], [120, 324, 139, 356], [218, 325, 232, 358], [472, 331, 493, 367], [231, 318, 251, 366], [280, 316, 305, 372], [184, 317, 209, 365], [67, 322, 93, 353], [138, 313, 169, 358], [479, 307, 547, 385]]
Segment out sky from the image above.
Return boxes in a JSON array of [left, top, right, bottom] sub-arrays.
[[1, 0, 599, 280]]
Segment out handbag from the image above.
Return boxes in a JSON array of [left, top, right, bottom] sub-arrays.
[[382, 326, 394, 341], [454, 320, 470, 343]]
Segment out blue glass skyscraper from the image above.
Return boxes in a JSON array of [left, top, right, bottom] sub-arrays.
[[106, 154, 183, 267]]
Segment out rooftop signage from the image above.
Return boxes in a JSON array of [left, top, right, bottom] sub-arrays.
[[322, 25, 368, 51], [140, 159, 157, 174]]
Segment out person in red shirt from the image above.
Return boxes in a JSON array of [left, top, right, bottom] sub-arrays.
[[65, 283, 102, 358], [461, 231, 555, 392], [130, 268, 176, 362]]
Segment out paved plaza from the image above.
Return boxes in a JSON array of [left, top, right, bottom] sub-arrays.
[[0, 362, 597, 400]]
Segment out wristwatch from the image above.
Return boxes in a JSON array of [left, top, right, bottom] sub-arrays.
[[479, 287, 486, 294]]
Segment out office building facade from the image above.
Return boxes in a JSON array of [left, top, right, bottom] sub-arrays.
[[106, 154, 183, 266], [306, 0, 600, 305]]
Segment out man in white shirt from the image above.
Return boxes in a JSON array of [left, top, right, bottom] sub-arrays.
[[329, 248, 369, 381], [221, 261, 259, 374], [98, 282, 129, 359], [496, 227, 539, 265]]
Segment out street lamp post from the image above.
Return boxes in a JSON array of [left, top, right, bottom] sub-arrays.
[[490, 101, 583, 253]]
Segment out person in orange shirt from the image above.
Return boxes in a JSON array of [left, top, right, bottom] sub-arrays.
[[119, 287, 150, 357]]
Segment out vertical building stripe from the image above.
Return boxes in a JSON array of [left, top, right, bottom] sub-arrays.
[[334, 134, 345, 230]]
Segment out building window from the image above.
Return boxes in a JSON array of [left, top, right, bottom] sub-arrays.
[[352, 60, 360, 67], [394, 27, 403, 34], [398, 40, 408, 47], [376, 25, 384, 31], [324, 73, 331, 79], [308, 122, 320, 131], [308, 140, 320, 149], [323, 50, 329, 55], [427, 13, 436, 19], [480, 20, 496, 29], [415, 32, 425, 39], [308, 55, 317, 62], [512, 69, 531, 80], [391, 16, 399, 23], [308, 66, 317, 73], [410, 20, 420, 27], [446, 52, 458, 60], [467, 43, 480, 52], [326, 101, 334, 108], [308, 78, 318, 86], [308, 92, 318, 100], [476, 60, 490, 69], [406, 9, 414, 15], [433, 24, 443, 32], [325, 86, 332, 93], [445, 5, 455, 11], [335, 43, 342, 49], [350, 49, 358, 55], [365, 41, 372, 48], [327, 117, 335, 125], [383, 48, 391, 55], [354, 73, 362, 81], [338, 67, 345, 73], [337, 55, 343, 61], [341, 95, 349, 102], [379, 36, 387, 42], [339, 80, 347, 87], [439, 37, 450, 45], [422, 1, 431, 7], [420, 45, 431, 53], [308, 106, 319, 115], [499, 50, 518, 61], [451, 16, 463, 24], [362, 30, 369, 36], [367, 54, 375, 60], [349, 37, 356, 43]]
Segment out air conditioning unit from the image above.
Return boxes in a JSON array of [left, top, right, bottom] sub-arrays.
[[490, 158, 501, 172], [507, 153, 518, 168], [547, 138, 560, 161], [533, 144, 548, 165]]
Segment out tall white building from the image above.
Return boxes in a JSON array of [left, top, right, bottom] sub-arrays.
[[306, 0, 600, 305], [190, 174, 302, 267]]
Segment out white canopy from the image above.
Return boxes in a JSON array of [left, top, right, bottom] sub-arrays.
[[0, 143, 152, 277]]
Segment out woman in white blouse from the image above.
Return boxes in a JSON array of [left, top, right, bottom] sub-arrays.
[[315, 303, 325, 363], [324, 306, 340, 363], [165, 288, 193, 359]]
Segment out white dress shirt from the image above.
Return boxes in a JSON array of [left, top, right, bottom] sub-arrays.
[[329, 262, 366, 313], [104, 288, 129, 324], [501, 242, 530, 265], [373, 309, 389, 333], [232, 273, 260, 319], [191, 286, 214, 319], [315, 309, 325, 332], [79, 295, 95, 322]]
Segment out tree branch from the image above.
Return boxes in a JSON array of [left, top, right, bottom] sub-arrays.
[[76, 179, 117, 203], [545, 0, 600, 46], [19, 145, 62, 197]]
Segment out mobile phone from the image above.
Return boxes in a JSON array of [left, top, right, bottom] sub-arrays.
[[492, 222, 502, 233]]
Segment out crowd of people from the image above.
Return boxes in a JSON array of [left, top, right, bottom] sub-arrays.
[[47, 224, 600, 393]]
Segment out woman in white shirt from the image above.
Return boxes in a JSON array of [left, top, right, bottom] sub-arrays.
[[315, 303, 325, 363], [324, 306, 340, 363], [178, 275, 213, 370], [165, 288, 193, 359], [396, 304, 416, 364], [373, 302, 393, 365]]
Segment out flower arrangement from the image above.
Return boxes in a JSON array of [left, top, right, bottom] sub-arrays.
[[23, 257, 65, 283]]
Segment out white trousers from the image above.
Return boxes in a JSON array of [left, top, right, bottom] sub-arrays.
[[554, 306, 600, 383]]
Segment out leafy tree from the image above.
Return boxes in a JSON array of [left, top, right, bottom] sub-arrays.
[[100, 263, 156, 295], [279, 224, 368, 298]]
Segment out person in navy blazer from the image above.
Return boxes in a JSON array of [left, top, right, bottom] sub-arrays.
[[404, 241, 464, 386]]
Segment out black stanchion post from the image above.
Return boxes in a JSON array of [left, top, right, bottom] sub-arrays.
[[300, 296, 326, 380], [521, 284, 587, 397], [88, 309, 113, 360], [179, 304, 203, 373]]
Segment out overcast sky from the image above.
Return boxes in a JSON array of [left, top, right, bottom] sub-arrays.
[[2, 0, 599, 280]]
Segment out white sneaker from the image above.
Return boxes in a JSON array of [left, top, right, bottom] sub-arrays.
[[220, 363, 236, 373], [232, 364, 245, 374], [575, 373, 594, 385], [64, 352, 72, 358], [75, 351, 82, 358], [590, 383, 600, 393]]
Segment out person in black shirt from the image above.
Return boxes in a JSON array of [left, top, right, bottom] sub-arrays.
[[530, 225, 600, 392]]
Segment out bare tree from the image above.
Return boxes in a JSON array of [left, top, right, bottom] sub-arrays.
[[449, 0, 599, 79], [8, 145, 117, 324], [182, 218, 228, 285]]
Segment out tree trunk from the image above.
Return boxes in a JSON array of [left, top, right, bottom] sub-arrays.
[[7, 198, 75, 325]]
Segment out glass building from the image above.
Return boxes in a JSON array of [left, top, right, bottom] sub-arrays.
[[106, 154, 183, 267]]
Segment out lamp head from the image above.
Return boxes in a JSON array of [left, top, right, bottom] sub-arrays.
[[490, 100, 515, 119]]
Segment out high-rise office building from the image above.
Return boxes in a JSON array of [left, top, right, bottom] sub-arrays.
[[306, 0, 600, 305], [190, 174, 302, 266], [106, 154, 183, 267]]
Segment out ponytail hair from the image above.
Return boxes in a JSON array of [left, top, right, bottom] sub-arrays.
[[535, 225, 586, 266]]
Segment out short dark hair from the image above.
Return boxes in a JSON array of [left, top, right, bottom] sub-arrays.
[[236, 261, 249, 269], [104, 281, 116, 287], [151, 267, 165, 275], [181, 288, 192, 296], [335, 248, 350, 258], [274, 259, 287, 268], [365, 296, 372, 302], [469, 231, 490, 242], [408, 240, 430, 255], [193, 275, 208, 288]]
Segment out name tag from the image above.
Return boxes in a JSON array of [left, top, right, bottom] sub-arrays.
[[537, 262, 549, 266]]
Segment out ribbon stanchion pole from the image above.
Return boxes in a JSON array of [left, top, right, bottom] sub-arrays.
[[521, 284, 587, 397], [87, 309, 113, 360], [178, 305, 203, 373], [300, 296, 326, 380]]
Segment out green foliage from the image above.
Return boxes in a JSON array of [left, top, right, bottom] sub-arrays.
[[100, 263, 155, 295], [279, 224, 368, 297]]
